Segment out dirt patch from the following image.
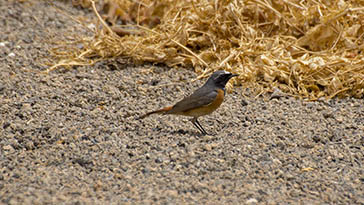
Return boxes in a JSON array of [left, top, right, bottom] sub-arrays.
[[0, 1, 363, 204]]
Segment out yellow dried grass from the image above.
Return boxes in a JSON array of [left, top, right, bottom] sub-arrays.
[[49, 0, 364, 99]]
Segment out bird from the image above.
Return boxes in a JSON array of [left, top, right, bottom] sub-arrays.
[[139, 70, 238, 135]]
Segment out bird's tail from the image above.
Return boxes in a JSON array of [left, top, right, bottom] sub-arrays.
[[138, 106, 173, 119]]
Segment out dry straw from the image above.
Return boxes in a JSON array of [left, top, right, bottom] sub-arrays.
[[50, 0, 364, 99]]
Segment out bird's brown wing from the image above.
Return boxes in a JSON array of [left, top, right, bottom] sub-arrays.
[[166, 87, 218, 114]]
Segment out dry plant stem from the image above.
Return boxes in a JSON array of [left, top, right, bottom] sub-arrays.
[[219, 50, 237, 67], [328, 88, 350, 99], [44, 61, 94, 74], [91, 0, 115, 36], [170, 39, 209, 67], [282, 0, 304, 10], [330, 27, 343, 51], [253, 0, 303, 34]]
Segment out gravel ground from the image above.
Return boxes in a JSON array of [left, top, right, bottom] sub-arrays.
[[0, 1, 363, 204]]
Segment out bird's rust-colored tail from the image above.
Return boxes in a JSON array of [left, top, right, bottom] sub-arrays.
[[139, 106, 173, 119]]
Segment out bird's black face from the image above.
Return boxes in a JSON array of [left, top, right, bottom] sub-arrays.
[[208, 70, 238, 88]]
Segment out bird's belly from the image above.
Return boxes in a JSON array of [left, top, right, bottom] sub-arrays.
[[180, 89, 225, 117]]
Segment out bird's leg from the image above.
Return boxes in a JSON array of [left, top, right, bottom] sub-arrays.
[[195, 119, 208, 135], [191, 117, 207, 135]]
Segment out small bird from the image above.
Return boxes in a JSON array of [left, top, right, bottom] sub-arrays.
[[140, 70, 238, 135]]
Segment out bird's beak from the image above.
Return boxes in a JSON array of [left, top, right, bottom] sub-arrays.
[[230, 74, 239, 78]]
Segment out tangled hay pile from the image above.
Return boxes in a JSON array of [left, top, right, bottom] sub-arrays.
[[50, 0, 364, 99]]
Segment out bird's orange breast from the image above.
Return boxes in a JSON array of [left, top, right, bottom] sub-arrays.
[[182, 88, 225, 117]]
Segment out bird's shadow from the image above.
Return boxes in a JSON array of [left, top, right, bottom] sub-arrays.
[[170, 129, 216, 137]]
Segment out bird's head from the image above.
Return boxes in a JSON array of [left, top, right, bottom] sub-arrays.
[[207, 70, 238, 89]]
